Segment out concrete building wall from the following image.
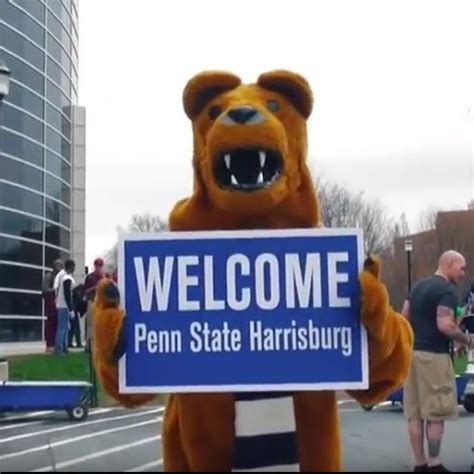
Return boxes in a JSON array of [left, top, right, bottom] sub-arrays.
[[71, 105, 86, 284]]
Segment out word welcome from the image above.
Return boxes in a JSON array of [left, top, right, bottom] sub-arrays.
[[133, 252, 351, 312]]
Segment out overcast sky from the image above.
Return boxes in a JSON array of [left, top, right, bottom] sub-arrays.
[[78, 0, 474, 265]]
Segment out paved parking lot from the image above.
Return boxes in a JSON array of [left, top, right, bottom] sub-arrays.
[[0, 407, 163, 472], [0, 401, 472, 472]]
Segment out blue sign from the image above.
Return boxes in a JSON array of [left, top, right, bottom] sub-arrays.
[[118, 228, 368, 394]]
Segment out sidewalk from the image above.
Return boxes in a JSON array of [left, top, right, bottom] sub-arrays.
[[1, 342, 46, 358]]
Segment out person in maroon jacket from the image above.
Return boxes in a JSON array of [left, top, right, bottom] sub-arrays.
[[83, 258, 105, 350]]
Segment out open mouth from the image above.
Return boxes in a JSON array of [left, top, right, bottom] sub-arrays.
[[213, 148, 283, 192]]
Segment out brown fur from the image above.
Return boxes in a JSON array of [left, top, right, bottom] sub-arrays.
[[94, 70, 413, 471]]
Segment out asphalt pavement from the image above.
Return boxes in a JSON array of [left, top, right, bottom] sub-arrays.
[[0, 406, 164, 472], [0, 401, 472, 472]]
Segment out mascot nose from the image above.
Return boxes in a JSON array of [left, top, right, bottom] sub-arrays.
[[223, 106, 265, 125]]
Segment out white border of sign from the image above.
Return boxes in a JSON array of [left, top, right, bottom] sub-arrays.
[[118, 227, 368, 394]]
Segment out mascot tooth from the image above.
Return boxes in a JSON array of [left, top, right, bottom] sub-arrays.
[[93, 70, 413, 471]]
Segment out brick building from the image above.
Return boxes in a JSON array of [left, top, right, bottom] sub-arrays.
[[381, 209, 474, 310]]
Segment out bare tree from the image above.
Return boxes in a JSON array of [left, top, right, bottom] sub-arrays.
[[104, 214, 168, 269], [128, 214, 168, 233], [315, 178, 395, 255], [316, 179, 365, 228], [415, 206, 439, 232], [392, 213, 410, 238], [359, 199, 397, 255], [467, 199, 474, 210]]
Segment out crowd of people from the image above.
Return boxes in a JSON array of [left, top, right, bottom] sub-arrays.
[[41, 257, 115, 355]]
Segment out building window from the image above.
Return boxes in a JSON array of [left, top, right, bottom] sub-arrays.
[[46, 79, 70, 111], [46, 126, 70, 162], [12, 0, 46, 24], [45, 198, 70, 227], [0, 51, 45, 95], [0, 264, 44, 291], [47, 10, 71, 54], [0, 22, 45, 68], [0, 236, 43, 266], [46, 103, 71, 138], [0, 291, 43, 316], [0, 318, 43, 343], [45, 245, 70, 268], [45, 173, 70, 205], [0, 181, 44, 217], [3, 104, 44, 143], [0, 2, 45, 47], [47, 33, 70, 74], [45, 151, 70, 182], [7, 81, 44, 120], [46, 57, 71, 100], [45, 221, 70, 249], [0, 155, 44, 192], [2, 130, 44, 168], [0, 209, 44, 242]]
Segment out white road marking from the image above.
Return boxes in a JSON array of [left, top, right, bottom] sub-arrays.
[[0, 416, 163, 462], [126, 459, 164, 472], [0, 408, 112, 433], [0, 407, 115, 425], [31, 435, 162, 472], [0, 407, 163, 444], [0, 411, 54, 422]]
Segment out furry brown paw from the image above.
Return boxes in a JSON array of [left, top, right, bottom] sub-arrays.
[[359, 255, 389, 340]]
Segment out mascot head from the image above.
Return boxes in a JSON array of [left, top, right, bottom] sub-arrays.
[[170, 70, 321, 229], [95, 278, 121, 310]]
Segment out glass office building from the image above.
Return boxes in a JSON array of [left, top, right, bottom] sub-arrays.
[[0, 0, 81, 342]]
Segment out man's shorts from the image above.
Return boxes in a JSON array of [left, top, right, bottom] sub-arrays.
[[403, 350, 458, 421]]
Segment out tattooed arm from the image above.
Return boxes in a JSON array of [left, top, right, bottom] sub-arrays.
[[436, 305, 473, 346]]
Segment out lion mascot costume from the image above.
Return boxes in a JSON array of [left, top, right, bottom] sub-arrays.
[[93, 70, 413, 471]]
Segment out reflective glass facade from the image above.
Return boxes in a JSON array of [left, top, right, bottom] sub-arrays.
[[0, 0, 79, 342]]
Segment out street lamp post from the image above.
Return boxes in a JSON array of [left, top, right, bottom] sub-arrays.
[[404, 239, 413, 296], [0, 58, 10, 378]]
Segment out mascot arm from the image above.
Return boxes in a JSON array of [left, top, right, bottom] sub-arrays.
[[346, 258, 414, 405], [94, 304, 156, 408]]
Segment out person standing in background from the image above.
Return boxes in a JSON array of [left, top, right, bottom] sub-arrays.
[[83, 258, 105, 351], [402, 250, 472, 472], [69, 282, 85, 349], [41, 259, 64, 353], [54, 259, 76, 355]]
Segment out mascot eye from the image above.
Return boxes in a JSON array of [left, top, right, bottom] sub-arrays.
[[267, 100, 279, 113], [208, 105, 222, 120]]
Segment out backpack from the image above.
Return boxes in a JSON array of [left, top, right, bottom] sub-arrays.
[[73, 283, 87, 315]]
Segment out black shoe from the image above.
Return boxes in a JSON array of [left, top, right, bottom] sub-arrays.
[[414, 464, 429, 472], [428, 465, 450, 472]]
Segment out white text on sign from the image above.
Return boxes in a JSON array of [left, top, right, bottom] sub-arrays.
[[134, 321, 353, 356], [133, 252, 352, 312]]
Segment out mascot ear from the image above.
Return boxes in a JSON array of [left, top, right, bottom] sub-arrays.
[[183, 71, 242, 120], [257, 70, 313, 119]]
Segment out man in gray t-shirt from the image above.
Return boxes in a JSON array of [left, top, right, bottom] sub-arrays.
[[401, 250, 473, 472]]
